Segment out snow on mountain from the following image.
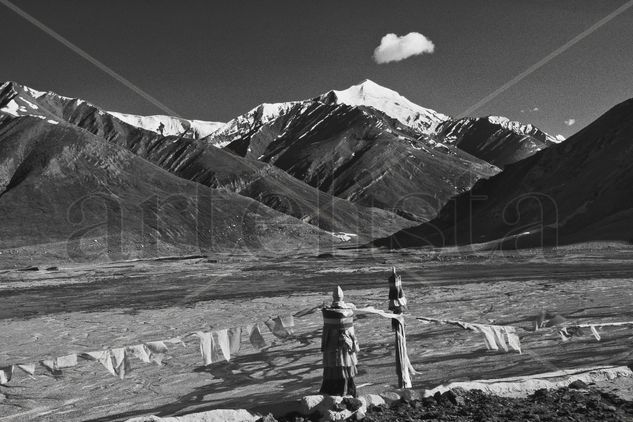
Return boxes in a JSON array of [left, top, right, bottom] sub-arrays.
[[206, 101, 301, 148], [0, 82, 223, 140], [486, 115, 559, 144], [107, 112, 224, 139], [328, 79, 450, 133]]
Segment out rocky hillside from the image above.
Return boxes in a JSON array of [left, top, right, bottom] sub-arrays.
[[436, 115, 560, 167], [0, 81, 414, 241], [0, 116, 333, 258], [373, 98, 633, 249], [208, 86, 500, 221]]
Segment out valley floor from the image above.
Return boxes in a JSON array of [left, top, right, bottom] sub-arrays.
[[0, 247, 632, 421]]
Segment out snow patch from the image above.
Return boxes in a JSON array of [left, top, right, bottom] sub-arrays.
[[330, 232, 358, 242], [22, 98, 39, 110], [23, 86, 47, 98], [108, 111, 224, 139], [1, 99, 20, 117]]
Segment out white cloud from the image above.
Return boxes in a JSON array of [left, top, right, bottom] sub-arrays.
[[373, 32, 435, 64], [564, 118, 576, 126]]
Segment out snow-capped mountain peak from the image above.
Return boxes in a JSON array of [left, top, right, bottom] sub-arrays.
[[328, 79, 450, 133]]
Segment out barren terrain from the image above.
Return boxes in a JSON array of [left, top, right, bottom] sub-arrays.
[[1, 246, 632, 421]]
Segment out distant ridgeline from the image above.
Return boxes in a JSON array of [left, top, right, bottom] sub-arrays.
[[0, 79, 577, 257]]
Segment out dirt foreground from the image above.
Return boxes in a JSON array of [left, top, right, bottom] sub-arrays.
[[1, 247, 633, 421]]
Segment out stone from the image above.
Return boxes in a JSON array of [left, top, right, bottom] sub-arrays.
[[379, 391, 401, 405], [364, 394, 386, 407], [341, 397, 363, 411], [299, 395, 325, 415], [396, 389, 421, 402], [128, 409, 261, 422], [320, 409, 352, 422], [569, 380, 588, 390], [299, 395, 342, 418]]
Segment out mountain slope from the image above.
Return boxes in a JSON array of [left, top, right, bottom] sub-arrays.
[[372, 98, 633, 248], [0, 81, 412, 241], [210, 89, 499, 221], [0, 116, 335, 259], [435, 116, 560, 167]]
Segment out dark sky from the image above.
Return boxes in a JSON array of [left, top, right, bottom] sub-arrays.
[[2, 0, 632, 137]]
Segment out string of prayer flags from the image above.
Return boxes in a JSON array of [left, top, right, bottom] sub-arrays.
[[248, 324, 266, 350], [415, 316, 522, 354]]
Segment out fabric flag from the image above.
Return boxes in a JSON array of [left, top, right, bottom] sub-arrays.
[[111, 348, 131, 379], [228, 327, 242, 355], [248, 324, 266, 350], [590, 325, 601, 341], [40, 360, 57, 374], [80, 350, 116, 376], [474, 324, 499, 351], [56, 354, 78, 369], [491, 326, 509, 352], [194, 331, 213, 366], [165, 337, 186, 348], [214, 329, 231, 362], [127, 345, 151, 364], [145, 341, 168, 365], [16, 363, 36, 376], [504, 327, 522, 353], [357, 306, 405, 323], [0, 366, 13, 385], [41, 353, 78, 374], [265, 315, 295, 338]]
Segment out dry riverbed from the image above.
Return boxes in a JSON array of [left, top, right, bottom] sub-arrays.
[[1, 247, 633, 421]]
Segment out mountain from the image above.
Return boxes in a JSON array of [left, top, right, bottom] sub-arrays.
[[435, 115, 560, 167], [372, 98, 633, 249], [205, 80, 559, 220], [207, 81, 501, 221], [0, 116, 335, 260], [329, 79, 449, 134], [108, 112, 224, 139], [0, 81, 412, 242]]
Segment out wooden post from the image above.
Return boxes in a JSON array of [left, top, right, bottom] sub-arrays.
[[388, 267, 412, 388]]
